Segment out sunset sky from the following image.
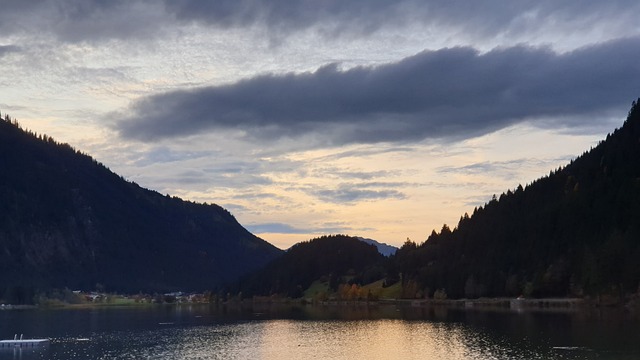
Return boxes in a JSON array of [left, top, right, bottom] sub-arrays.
[[2, 1, 639, 249]]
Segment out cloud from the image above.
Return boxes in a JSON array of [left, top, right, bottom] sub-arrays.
[[133, 146, 215, 167], [245, 223, 310, 234], [116, 37, 640, 145], [162, 0, 411, 35], [310, 167, 393, 181], [463, 195, 497, 208], [246, 221, 357, 235], [163, 0, 640, 39], [183, 171, 274, 189], [0, 45, 20, 58], [0, 1, 169, 43], [319, 146, 416, 161], [436, 158, 567, 176], [2, 1, 638, 44], [310, 183, 406, 204]]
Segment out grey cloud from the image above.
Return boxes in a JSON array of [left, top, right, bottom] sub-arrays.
[[437, 159, 545, 175], [0, 0, 399, 42], [233, 192, 285, 201], [0, 0, 167, 43], [117, 37, 640, 145], [436, 156, 576, 180], [134, 146, 214, 167], [0, 103, 28, 112], [2, 1, 638, 43], [163, 0, 410, 35], [65, 66, 131, 86], [320, 146, 416, 161], [463, 195, 497, 208], [0, 45, 20, 58], [135, 165, 273, 190], [246, 221, 355, 235], [311, 183, 406, 204], [358, 181, 415, 188], [157, 0, 640, 41], [311, 167, 393, 181], [166, 171, 210, 186], [223, 203, 250, 214], [176, 172, 272, 189], [202, 173, 273, 188], [245, 223, 309, 234], [164, 0, 640, 37]]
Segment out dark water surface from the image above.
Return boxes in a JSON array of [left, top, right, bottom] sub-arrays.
[[1, 304, 639, 359]]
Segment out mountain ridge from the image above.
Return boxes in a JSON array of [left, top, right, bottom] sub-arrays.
[[392, 99, 640, 299], [2, 98, 639, 302], [357, 237, 398, 256], [233, 234, 385, 298], [0, 114, 282, 296]]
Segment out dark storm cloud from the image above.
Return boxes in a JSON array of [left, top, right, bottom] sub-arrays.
[[117, 37, 640, 145], [2, 1, 638, 43]]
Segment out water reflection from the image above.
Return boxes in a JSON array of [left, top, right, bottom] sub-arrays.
[[1, 304, 639, 359]]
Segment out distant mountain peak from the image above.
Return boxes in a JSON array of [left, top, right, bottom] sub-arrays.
[[356, 237, 398, 256]]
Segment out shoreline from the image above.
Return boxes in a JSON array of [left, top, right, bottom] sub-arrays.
[[2, 295, 638, 313], [250, 295, 640, 312]]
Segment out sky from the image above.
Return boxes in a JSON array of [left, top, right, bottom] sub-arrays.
[[1, 1, 639, 249]]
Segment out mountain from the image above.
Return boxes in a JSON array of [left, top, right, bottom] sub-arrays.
[[392, 99, 640, 300], [357, 237, 398, 256], [0, 114, 282, 298], [233, 235, 386, 298]]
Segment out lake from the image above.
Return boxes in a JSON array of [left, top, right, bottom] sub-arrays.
[[1, 303, 639, 359]]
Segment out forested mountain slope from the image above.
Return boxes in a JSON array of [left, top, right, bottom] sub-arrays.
[[0, 114, 282, 297], [235, 235, 385, 298], [393, 100, 640, 299]]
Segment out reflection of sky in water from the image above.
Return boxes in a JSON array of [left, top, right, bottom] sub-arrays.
[[7, 321, 609, 359], [1, 307, 640, 360]]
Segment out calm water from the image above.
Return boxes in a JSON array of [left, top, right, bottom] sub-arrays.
[[1, 304, 639, 359]]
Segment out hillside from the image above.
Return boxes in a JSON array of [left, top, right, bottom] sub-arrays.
[[234, 235, 386, 298], [0, 114, 282, 298], [393, 99, 640, 300], [358, 237, 398, 256]]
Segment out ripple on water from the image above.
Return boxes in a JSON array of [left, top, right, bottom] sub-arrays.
[[3, 314, 639, 360]]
